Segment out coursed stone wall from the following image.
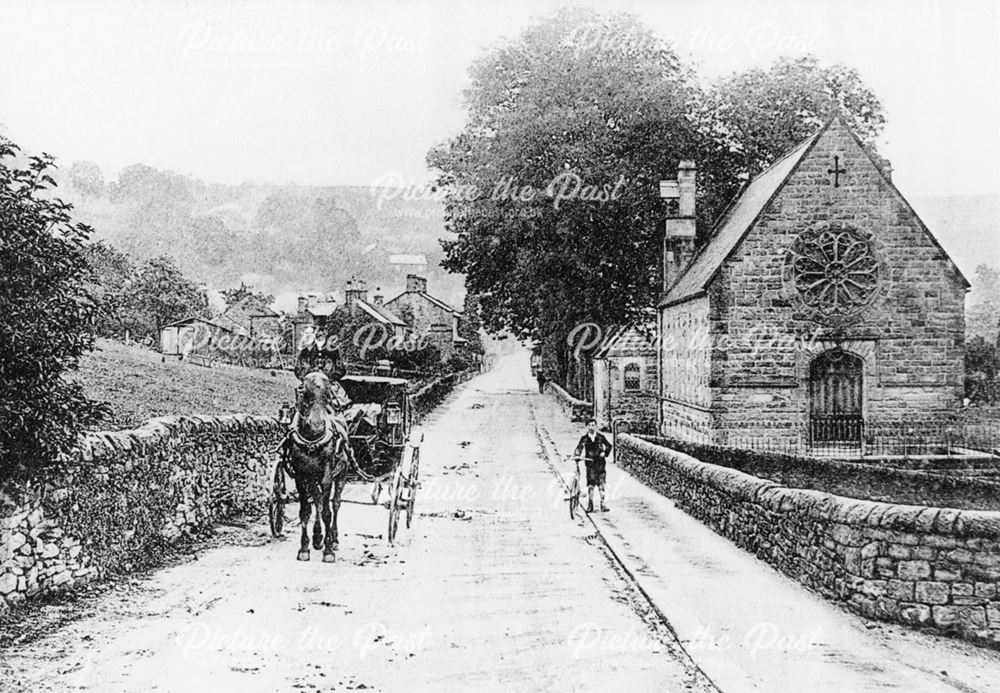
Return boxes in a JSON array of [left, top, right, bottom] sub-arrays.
[[659, 296, 712, 441], [617, 433, 1000, 647]]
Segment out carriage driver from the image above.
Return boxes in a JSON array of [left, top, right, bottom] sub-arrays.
[[573, 418, 612, 513], [289, 326, 353, 460]]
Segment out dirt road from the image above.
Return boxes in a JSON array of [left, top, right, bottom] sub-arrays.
[[0, 354, 714, 692]]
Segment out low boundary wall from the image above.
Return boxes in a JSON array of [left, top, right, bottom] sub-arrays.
[[617, 434, 1000, 647], [544, 381, 593, 422]]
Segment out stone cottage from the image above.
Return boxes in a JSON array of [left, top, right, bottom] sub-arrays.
[[344, 279, 408, 339], [591, 325, 658, 431], [385, 274, 466, 359], [658, 115, 968, 448], [291, 293, 339, 351]]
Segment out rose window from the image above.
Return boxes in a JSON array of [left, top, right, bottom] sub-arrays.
[[788, 226, 880, 318]]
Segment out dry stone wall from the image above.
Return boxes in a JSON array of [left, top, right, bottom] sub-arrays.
[[617, 433, 1000, 647], [544, 381, 593, 422], [0, 415, 282, 615]]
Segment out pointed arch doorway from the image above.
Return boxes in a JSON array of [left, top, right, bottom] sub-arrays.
[[809, 349, 864, 448]]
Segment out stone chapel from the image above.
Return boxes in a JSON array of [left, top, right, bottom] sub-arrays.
[[657, 115, 969, 448]]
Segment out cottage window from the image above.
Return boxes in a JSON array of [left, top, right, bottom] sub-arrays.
[[623, 362, 641, 391]]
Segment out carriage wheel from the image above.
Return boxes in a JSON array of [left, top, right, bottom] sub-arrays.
[[387, 466, 403, 545], [268, 463, 287, 538], [405, 447, 420, 529]]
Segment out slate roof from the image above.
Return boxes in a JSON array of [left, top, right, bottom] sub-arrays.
[[659, 126, 823, 307], [163, 316, 239, 333], [357, 300, 407, 327], [386, 290, 462, 316]]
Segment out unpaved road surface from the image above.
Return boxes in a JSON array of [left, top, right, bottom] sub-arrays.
[[0, 354, 714, 692]]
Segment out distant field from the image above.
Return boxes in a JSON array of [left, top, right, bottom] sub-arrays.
[[72, 339, 298, 431]]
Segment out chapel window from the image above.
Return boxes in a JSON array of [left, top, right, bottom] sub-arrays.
[[624, 362, 641, 391]]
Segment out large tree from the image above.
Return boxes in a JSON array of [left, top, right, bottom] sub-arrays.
[[82, 240, 135, 339], [121, 256, 208, 338], [428, 8, 723, 392], [704, 55, 886, 178], [0, 139, 107, 486]]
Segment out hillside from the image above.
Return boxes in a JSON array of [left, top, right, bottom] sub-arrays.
[[910, 195, 1000, 277], [61, 163, 466, 307], [73, 339, 298, 431], [55, 160, 997, 313]]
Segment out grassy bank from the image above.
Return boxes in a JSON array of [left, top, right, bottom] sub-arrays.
[[72, 339, 298, 431]]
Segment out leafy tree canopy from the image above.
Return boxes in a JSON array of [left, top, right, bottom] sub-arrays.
[[704, 55, 886, 177], [121, 256, 208, 338], [0, 139, 107, 486], [221, 283, 275, 313]]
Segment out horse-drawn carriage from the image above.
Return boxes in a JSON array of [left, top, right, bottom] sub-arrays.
[[269, 373, 422, 549]]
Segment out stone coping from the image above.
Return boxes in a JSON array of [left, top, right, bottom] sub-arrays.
[[620, 434, 1000, 539], [79, 414, 281, 462]]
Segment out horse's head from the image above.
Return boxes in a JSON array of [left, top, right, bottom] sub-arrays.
[[299, 371, 333, 414]]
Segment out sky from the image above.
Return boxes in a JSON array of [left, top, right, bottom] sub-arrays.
[[1, 0, 998, 201]]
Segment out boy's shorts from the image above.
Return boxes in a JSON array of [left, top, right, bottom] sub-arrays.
[[585, 459, 606, 487]]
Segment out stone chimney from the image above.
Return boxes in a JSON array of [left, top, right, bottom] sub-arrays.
[[406, 274, 428, 293], [372, 287, 384, 307], [297, 295, 307, 314], [660, 160, 697, 294], [345, 279, 368, 317]]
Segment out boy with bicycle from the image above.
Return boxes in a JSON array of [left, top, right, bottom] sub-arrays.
[[572, 418, 612, 513]]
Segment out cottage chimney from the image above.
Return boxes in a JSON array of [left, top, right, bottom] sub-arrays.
[[372, 287, 384, 307], [406, 274, 427, 293], [297, 295, 307, 314], [660, 160, 697, 294], [345, 279, 368, 317]]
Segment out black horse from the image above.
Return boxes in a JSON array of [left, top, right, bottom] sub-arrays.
[[284, 371, 351, 562]]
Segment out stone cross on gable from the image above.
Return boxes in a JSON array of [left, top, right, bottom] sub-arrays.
[[828, 155, 847, 187]]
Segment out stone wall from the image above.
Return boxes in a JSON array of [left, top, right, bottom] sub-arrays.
[[410, 368, 478, 422], [617, 434, 1000, 647], [544, 381, 593, 422], [0, 415, 282, 614], [660, 296, 712, 441]]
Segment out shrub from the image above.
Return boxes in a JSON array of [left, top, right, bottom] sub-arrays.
[[0, 139, 107, 488]]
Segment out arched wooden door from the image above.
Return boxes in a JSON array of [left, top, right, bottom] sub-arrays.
[[809, 350, 864, 446]]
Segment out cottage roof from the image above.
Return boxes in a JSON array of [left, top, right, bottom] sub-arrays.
[[357, 299, 407, 327], [162, 316, 237, 333], [660, 127, 822, 308], [386, 289, 462, 317]]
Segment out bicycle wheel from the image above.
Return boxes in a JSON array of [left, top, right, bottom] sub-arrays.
[[568, 475, 580, 520]]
